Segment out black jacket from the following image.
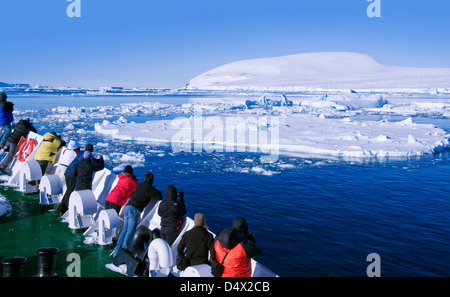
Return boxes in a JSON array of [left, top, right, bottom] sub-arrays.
[[158, 186, 187, 229], [7, 119, 37, 144], [127, 181, 162, 212], [177, 226, 215, 266], [73, 155, 105, 191]]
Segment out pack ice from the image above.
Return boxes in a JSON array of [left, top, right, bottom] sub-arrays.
[[95, 112, 449, 159]]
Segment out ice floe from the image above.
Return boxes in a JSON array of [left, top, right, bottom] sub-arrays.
[[94, 112, 449, 159]]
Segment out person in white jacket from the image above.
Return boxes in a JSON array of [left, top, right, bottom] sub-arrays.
[[55, 140, 80, 181]]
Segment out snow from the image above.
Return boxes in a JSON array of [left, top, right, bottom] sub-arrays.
[[0, 194, 12, 217], [187, 52, 450, 92]]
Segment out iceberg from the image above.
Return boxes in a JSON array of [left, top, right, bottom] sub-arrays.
[[245, 94, 293, 109]]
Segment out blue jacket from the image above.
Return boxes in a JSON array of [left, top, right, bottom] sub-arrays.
[[0, 105, 14, 126], [65, 150, 87, 179]]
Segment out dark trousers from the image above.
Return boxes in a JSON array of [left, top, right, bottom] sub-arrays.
[[57, 176, 76, 214], [0, 142, 17, 170], [161, 226, 180, 246], [37, 160, 50, 176], [105, 200, 121, 214]]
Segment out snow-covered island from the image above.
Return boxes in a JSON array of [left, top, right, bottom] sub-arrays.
[[187, 52, 450, 93]]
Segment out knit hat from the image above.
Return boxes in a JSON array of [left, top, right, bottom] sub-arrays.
[[85, 144, 94, 152], [194, 213, 206, 228], [67, 140, 80, 150], [0, 92, 7, 101], [124, 165, 133, 174], [232, 216, 248, 233]]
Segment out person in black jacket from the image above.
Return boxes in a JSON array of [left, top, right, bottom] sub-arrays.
[[0, 118, 37, 174], [158, 185, 187, 246], [113, 172, 162, 257], [176, 213, 215, 270], [55, 144, 94, 217], [73, 150, 105, 191]]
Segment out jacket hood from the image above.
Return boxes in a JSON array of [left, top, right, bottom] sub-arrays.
[[165, 185, 177, 202], [83, 151, 92, 159], [119, 172, 135, 180], [43, 132, 57, 141], [217, 228, 244, 250], [232, 217, 249, 234]]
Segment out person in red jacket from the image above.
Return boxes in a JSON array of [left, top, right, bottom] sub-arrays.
[[104, 165, 139, 214], [213, 216, 262, 277]]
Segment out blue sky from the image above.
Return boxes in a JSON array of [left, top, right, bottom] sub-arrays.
[[0, 0, 449, 88]]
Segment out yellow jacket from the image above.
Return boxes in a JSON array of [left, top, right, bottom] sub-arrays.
[[34, 132, 64, 163]]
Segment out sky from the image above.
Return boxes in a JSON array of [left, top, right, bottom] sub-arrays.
[[0, 0, 449, 89]]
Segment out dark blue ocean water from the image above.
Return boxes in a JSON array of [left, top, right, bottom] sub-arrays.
[[3, 94, 450, 277], [132, 150, 450, 277]]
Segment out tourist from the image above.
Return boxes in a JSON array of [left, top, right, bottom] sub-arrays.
[[176, 213, 215, 271], [113, 172, 162, 257], [73, 150, 105, 191], [158, 185, 186, 246], [105, 165, 139, 214], [213, 216, 262, 277], [0, 92, 14, 149], [54, 140, 81, 181], [55, 144, 94, 216], [0, 118, 37, 175], [34, 131, 66, 175]]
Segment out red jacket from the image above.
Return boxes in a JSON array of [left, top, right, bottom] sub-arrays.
[[105, 173, 138, 207], [214, 228, 262, 277]]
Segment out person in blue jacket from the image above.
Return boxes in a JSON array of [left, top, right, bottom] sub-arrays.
[[0, 92, 14, 148]]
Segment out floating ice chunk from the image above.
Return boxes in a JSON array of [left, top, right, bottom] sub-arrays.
[[96, 142, 109, 147], [109, 151, 146, 172], [246, 94, 293, 109], [65, 123, 75, 130], [408, 135, 417, 143], [399, 117, 415, 126], [250, 166, 281, 176], [115, 116, 128, 124], [277, 163, 295, 169], [374, 134, 390, 142]]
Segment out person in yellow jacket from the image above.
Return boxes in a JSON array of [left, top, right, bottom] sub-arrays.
[[34, 131, 66, 175]]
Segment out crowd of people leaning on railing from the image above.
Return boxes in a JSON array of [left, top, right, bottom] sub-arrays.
[[0, 91, 262, 277]]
